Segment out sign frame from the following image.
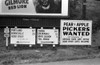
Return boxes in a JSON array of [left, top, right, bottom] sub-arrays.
[[37, 28, 59, 45], [0, 0, 69, 18], [10, 28, 36, 45], [60, 20, 92, 45]]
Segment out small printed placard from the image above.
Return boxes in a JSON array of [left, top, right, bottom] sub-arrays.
[[10, 28, 36, 45], [37, 29, 58, 44], [60, 20, 92, 45], [4, 34, 9, 37], [4, 27, 9, 33]]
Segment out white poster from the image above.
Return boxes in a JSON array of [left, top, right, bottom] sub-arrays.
[[0, 0, 68, 17], [10, 28, 36, 45], [37, 29, 58, 44], [60, 20, 92, 45]]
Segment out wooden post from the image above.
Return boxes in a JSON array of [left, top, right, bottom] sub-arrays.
[[5, 35, 9, 47], [53, 45, 56, 47], [4, 27, 10, 47], [82, 0, 86, 19], [40, 44, 43, 47]]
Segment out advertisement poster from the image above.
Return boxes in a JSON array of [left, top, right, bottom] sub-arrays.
[[0, 0, 68, 16], [60, 20, 92, 45], [37, 29, 58, 44], [10, 28, 36, 45]]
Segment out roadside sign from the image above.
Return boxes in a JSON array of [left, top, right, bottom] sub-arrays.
[[4, 33, 9, 47], [4, 34, 9, 37], [37, 29, 58, 44], [4, 27, 9, 33], [60, 20, 92, 45], [0, 0, 69, 17], [10, 28, 36, 45]]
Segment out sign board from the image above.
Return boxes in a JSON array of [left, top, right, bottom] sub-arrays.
[[37, 29, 58, 44], [4, 34, 9, 37], [10, 28, 36, 45], [4, 27, 9, 33], [60, 20, 92, 45], [0, 0, 68, 17]]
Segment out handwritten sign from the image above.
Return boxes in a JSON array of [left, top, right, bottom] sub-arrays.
[[60, 20, 92, 45]]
